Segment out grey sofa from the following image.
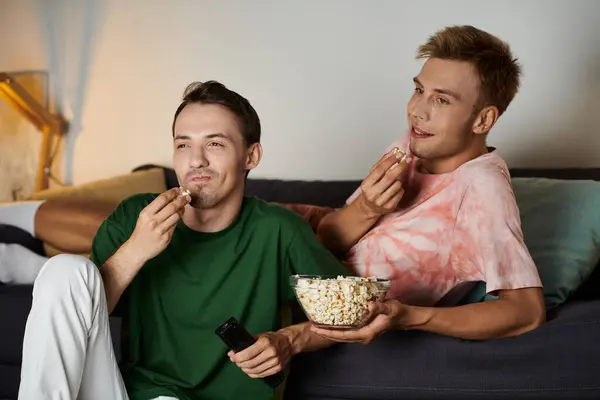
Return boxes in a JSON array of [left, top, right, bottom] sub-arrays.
[[1, 166, 599, 399]]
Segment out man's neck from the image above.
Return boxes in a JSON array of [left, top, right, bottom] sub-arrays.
[[181, 194, 244, 233], [419, 142, 489, 175]]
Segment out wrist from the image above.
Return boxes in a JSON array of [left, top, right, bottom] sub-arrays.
[[277, 324, 305, 356], [114, 240, 148, 271], [353, 195, 382, 222], [393, 304, 433, 330]]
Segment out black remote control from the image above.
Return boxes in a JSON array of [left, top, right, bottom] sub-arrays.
[[215, 317, 285, 388]]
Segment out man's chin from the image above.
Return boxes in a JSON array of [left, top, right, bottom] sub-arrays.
[[188, 192, 221, 209], [410, 137, 442, 160], [409, 140, 426, 159]]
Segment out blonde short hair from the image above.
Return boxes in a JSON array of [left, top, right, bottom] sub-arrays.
[[417, 25, 522, 116]]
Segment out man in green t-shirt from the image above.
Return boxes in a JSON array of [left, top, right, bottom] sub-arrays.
[[18, 81, 347, 400]]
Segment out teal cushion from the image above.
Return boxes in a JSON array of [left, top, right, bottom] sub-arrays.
[[456, 281, 494, 305], [511, 177, 600, 308]]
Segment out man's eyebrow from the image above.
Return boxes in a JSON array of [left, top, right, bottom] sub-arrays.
[[205, 133, 231, 140], [413, 77, 462, 101], [174, 133, 231, 141]]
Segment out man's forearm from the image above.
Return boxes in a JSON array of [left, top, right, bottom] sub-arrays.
[[99, 241, 146, 313], [400, 298, 546, 340], [316, 197, 379, 256], [278, 322, 337, 355]]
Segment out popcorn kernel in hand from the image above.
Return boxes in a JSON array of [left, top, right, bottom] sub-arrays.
[[179, 186, 191, 198]]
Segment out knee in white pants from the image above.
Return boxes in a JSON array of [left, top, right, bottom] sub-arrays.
[[19, 254, 123, 399], [34, 253, 102, 299]]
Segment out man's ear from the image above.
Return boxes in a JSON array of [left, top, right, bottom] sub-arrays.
[[245, 142, 262, 171], [472, 105, 499, 135]]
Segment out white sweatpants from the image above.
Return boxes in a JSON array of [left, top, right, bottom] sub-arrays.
[[18, 254, 177, 400]]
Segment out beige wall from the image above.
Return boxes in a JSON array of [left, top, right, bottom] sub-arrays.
[[0, 1, 47, 200], [0, 102, 41, 201], [1, 0, 599, 189]]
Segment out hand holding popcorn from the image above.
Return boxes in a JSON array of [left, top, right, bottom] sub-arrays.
[[310, 298, 409, 344], [356, 147, 411, 219], [122, 187, 191, 265]]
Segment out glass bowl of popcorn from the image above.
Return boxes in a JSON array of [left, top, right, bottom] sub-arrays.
[[290, 275, 391, 330]]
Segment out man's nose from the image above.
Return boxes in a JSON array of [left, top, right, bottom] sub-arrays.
[[408, 96, 429, 121], [189, 148, 208, 168]]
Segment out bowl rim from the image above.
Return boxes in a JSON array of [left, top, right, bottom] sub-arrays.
[[289, 274, 391, 284]]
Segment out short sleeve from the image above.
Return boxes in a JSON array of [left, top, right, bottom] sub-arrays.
[[452, 170, 542, 295], [283, 218, 350, 302], [89, 194, 154, 267], [346, 134, 410, 205]]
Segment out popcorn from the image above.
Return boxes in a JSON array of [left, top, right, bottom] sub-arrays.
[[179, 186, 191, 197], [292, 275, 387, 327], [392, 147, 410, 163]]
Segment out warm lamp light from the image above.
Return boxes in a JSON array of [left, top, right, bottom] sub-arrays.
[[0, 72, 67, 191]]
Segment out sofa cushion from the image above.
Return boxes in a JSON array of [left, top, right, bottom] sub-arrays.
[[512, 178, 600, 308], [284, 300, 600, 400]]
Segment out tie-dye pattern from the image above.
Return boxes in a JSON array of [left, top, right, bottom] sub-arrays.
[[344, 134, 542, 306]]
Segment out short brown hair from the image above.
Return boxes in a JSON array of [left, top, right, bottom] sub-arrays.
[[172, 80, 261, 145], [417, 25, 521, 116]]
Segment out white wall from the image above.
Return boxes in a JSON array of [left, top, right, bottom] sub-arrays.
[[2, 0, 600, 186]]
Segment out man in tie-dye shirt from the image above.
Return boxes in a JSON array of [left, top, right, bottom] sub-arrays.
[[312, 25, 546, 343]]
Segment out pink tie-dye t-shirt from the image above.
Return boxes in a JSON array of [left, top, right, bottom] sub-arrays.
[[344, 134, 542, 306]]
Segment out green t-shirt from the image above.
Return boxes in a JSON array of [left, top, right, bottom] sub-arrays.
[[90, 194, 347, 400]]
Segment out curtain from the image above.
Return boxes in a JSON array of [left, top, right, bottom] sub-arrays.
[[35, 0, 103, 185]]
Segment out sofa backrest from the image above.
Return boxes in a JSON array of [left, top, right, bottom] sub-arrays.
[[133, 163, 600, 207], [133, 163, 600, 302]]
